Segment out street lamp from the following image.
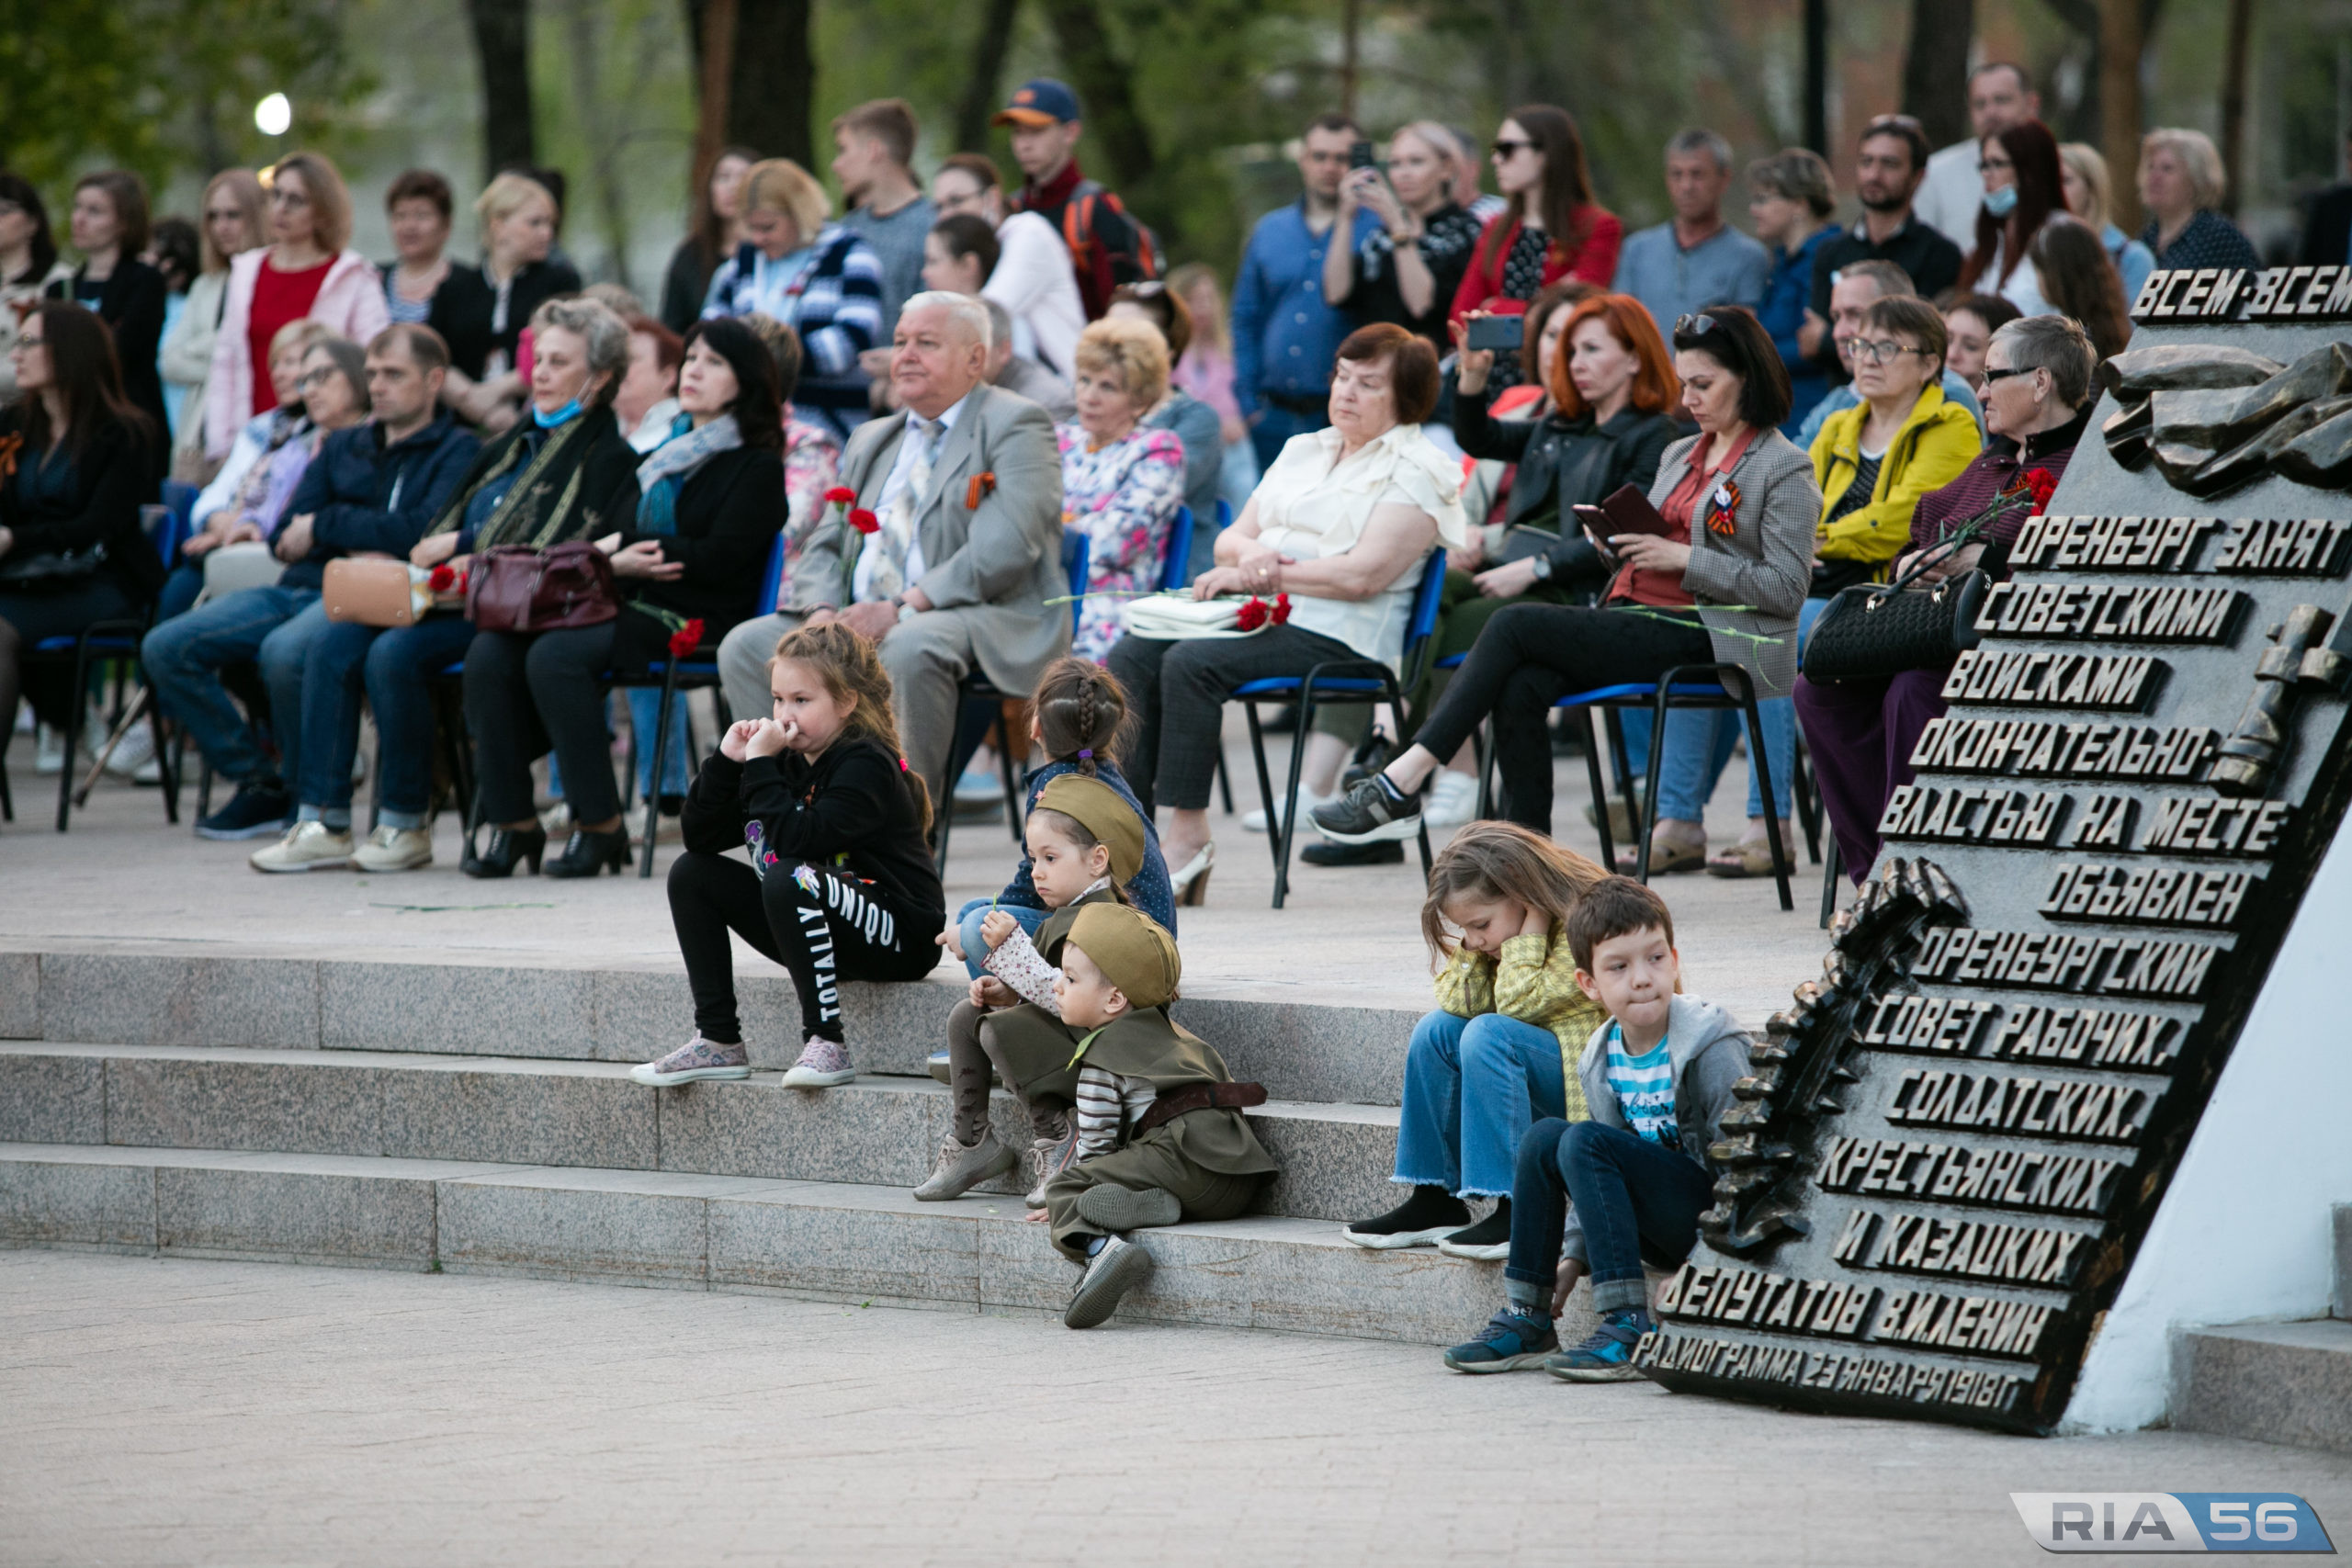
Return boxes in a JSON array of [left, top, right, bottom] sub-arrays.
[[254, 93, 292, 137]]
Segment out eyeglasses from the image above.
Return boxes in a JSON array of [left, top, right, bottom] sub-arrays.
[[299, 367, 338, 388], [1849, 338, 1927, 366], [1490, 139, 1532, 160], [1673, 313, 1721, 337]]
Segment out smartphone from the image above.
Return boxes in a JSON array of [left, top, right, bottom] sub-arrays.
[[1349, 140, 1378, 171], [1464, 313, 1525, 353], [1572, 504, 1619, 570]]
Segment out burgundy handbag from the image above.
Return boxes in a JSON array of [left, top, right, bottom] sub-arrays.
[[465, 541, 619, 633]]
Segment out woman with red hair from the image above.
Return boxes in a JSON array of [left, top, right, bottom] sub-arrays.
[[1958, 119, 2070, 321]]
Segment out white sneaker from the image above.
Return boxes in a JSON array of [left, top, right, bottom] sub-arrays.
[[101, 720, 156, 779], [353, 825, 433, 872], [249, 821, 355, 873], [1242, 789, 1332, 834], [33, 726, 64, 775], [1424, 771, 1480, 829]]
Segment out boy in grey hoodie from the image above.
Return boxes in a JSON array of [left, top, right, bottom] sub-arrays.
[[1443, 876, 1753, 1379]]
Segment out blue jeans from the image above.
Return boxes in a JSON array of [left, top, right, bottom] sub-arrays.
[[293, 612, 474, 828], [1393, 1010, 1567, 1198], [141, 585, 327, 787], [1248, 399, 1329, 472], [155, 562, 205, 626], [1650, 596, 1829, 822], [1506, 1119, 1714, 1315], [950, 896, 1053, 979]]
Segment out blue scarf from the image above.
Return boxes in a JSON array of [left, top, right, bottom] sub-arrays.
[[533, 398, 584, 430], [633, 413, 742, 535]]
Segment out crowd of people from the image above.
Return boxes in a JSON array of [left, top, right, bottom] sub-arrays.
[[0, 64, 2296, 1334]]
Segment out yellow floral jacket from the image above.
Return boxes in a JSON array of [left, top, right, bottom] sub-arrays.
[[1432, 924, 1602, 1120]]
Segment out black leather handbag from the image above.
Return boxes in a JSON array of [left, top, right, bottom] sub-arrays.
[[0, 543, 107, 591], [1800, 530, 1989, 685]]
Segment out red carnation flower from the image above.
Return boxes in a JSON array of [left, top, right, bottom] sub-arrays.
[[849, 507, 881, 535], [427, 564, 457, 592], [1235, 596, 1270, 632], [668, 617, 706, 659], [824, 485, 856, 506], [2025, 467, 2058, 513], [1270, 592, 1292, 626]]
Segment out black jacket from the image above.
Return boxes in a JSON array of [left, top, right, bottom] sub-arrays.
[[1454, 388, 1678, 581], [611, 444, 783, 672], [683, 740, 945, 928], [49, 260, 171, 453], [0, 409, 164, 604], [277, 411, 483, 592], [423, 257, 583, 380]]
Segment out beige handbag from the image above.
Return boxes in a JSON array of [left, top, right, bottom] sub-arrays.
[[322, 558, 432, 627]]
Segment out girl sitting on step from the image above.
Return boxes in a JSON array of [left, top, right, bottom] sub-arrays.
[[1342, 821, 1607, 1259], [630, 622, 944, 1091], [915, 773, 1146, 1207]]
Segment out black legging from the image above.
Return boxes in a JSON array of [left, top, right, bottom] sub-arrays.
[[1414, 602, 1713, 834], [1106, 624, 1358, 816], [667, 850, 940, 1043], [462, 623, 623, 826]]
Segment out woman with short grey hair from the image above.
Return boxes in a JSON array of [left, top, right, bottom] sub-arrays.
[[2136, 128, 2260, 274]]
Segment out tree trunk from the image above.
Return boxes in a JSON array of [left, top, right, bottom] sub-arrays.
[[953, 0, 1024, 152], [1804, 0, 1830, 155], [2100, 0, 2145, 233], [561, 0, 632, 289], [686, 0, 809, 164], [688, 0, 739, 203], [1035, 0, 1156, 191], [2218, 0, 2256, 218], [467, 0, 535, 181], [1902, 0, 1974, 151]]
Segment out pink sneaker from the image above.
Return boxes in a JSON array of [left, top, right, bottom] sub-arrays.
[[781, 1034, 854, 1088], [628, 1032, 751, 1086]]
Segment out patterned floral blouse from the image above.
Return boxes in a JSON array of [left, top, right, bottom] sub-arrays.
[[775, 404, 843, 608], [1057, 421, 1186, 660]]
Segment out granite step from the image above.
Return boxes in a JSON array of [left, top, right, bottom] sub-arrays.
[[2169, 1319, 2352, 1456], [0, 1043, 1405, 1224], [0, 947, 1425, 1108], [0, 1141, 1568, 1348]]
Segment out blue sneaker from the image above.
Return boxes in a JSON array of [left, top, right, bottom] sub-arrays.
[[195, 780, 294, 840], [1545, 1308, 1655, 1382], [1442, 1309, 1559, 1373]]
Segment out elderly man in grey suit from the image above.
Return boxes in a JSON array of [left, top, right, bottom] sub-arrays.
[[717, 290, 1066, 810]]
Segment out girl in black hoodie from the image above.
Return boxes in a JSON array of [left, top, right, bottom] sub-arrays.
[[633, 621, 944, 1090]]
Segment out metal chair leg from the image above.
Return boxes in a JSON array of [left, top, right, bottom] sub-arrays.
[[639, 663, 679, 879], [1604, 708, 1640, 841], [55, 640, 92, 831], [1243, 703, 1283, 878], [1634, 690, 1671, 883], [1216, 751, 1235, 815], [995, 707, 1025, 843], [1273, 684, 1318, 909], [1578, 707, 1615, 871], [1820, 839, 1843, 928], [1790, 734, 1823, 865], [1729, 672, 1793, 912]]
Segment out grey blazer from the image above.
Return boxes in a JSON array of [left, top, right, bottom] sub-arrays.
[[790, 381, 1069, 695], [1645, 425, 1818, 697]]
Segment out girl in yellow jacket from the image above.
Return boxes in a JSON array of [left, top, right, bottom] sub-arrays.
[[1343, 823, 1608, 1258]]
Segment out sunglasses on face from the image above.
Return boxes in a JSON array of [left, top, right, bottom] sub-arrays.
[[1490, 139, 1532, 159], [1981, 365, 2035, 384]]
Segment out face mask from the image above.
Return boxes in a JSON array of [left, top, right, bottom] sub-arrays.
[[532, 397, 583, 430], [1983, 185, 2018, 220]]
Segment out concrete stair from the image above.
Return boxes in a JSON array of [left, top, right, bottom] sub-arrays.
[[0, 948, 1569, 1348], [2168, 1206, 2352, 1455]]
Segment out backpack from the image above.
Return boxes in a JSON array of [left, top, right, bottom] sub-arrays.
[[1059, 180, 1160, 306]]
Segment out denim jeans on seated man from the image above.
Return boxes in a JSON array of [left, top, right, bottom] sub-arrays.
[[948, 897, 1053, 980], [141, 585, 333, 815], [1395, 1010, 1568, 1201], [294, 613, 477, 832]]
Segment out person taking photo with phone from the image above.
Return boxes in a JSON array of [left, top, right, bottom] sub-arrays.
[[1322, 123, 1490, 352]]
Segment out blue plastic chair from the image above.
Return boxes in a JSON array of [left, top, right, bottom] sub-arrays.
[[1228, 548, 1447, 908], [934, 531, 1089, 872], [612, 531, 789, 876], [1159, 506, 1194, 593]]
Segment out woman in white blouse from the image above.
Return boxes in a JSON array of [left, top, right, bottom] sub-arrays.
[[1106, 322, 1465, 900]]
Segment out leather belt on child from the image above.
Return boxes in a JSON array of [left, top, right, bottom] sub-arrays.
[[1135, 1081, 1267, 1135]]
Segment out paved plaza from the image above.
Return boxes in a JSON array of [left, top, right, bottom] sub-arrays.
[[6, 1250, 2348, 1568]]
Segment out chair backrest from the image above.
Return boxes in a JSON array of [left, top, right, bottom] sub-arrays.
[[1397, 547, 1449, 689], [756, 530, 787, 623], [1061, 530, 1090, 635], [1216, 498, 1233, 532], [1159, 506, 1193, 592], [156, 479, 201, 567]]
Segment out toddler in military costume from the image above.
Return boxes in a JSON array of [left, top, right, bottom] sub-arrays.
[[1044, 901, 1278, 1330]]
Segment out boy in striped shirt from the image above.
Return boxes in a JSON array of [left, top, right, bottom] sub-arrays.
[[1443, 877, 1754, 1379]]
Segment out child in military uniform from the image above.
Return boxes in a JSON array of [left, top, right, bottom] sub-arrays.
[[914, 773, 1147, 1206], [1042, 901, 1278, 1329]]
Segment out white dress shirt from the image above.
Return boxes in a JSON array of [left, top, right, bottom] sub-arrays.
[[852, 390, 972, 601]]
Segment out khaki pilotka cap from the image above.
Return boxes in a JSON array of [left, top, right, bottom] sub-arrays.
[[1068, 903, 1181, 1010], [1034, 774, 1145, 884]]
